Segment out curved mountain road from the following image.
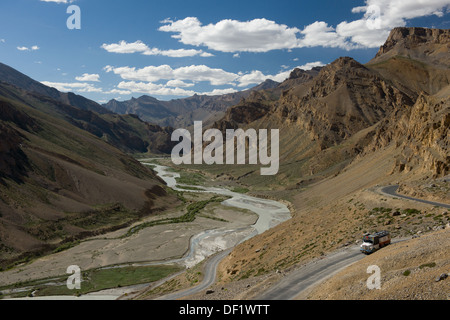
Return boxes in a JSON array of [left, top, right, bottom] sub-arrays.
[[256, 245, 364, 300], [156, 249, 232, 300], [381, 185, 450, 209], [156, 185, 448, 300]]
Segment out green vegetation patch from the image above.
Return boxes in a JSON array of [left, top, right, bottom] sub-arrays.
[[33, 265, 181, 298], [175, 171, 206, 186], [230, 187, 250, 194], [124, 196, 225, 237], [419, 262, 436, 269]]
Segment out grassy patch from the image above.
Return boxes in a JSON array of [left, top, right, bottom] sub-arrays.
[[175, 171, 206, 186], [230, 187, 250, 194], [123, 196, 225, 237], [419, 262, 436, 269], [33, 265, 182, 297], [402, 208, 421, 215]]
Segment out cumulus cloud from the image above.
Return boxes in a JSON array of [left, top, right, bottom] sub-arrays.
[[40, 81, 102, 93], [166, 79, 195, 88], [17, 45, 40, 51], [159, 2, 449, 52], [202, 88, 238, 96], [101, 40, 213, 58], [105, 64, 238, 86], [105, 61, 324, 94], [117, 81, 197, 97], [75, 73, 100, 82], [335, 0, 450, 47], [159, 17, 301, 53]]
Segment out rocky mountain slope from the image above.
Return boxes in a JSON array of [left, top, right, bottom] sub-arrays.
[[0, 74, 177, 269], [0, 66, 174, 155], [210, 27, 450, 292], [206, 27, 448, 190], [306, 228, 449, 300]]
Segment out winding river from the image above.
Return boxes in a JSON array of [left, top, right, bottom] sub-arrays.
[[141, 160, 292, 268]]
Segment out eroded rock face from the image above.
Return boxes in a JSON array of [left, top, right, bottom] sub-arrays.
[[374, 27, 450, 63], [367, 93, 449, 178]]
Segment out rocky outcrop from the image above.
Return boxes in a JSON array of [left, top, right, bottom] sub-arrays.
[[374, 27, 450, 65], [366, 93, 449, 177], [273, 57, 414, 150]]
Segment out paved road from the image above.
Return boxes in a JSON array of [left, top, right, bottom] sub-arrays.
[[156, 249, 232, 300], [255, 186, 447, 300], [256, 245, 364, 300], [156, 185, 448, 300], [381, 185, 450, 209]]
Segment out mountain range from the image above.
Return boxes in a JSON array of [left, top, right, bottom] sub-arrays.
[[0, 26, 448, 271], [102, 79, 280, 128], [208, 27, 449, 188]]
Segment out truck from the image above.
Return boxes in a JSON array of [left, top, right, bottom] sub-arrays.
[[360, 231, 391, 254]]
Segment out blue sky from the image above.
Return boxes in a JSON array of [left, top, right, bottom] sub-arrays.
[[0, 0, 449, 103]]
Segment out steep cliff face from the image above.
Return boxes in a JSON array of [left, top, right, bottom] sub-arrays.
[[368, 27, 450, 95], [363, 27, 450, 178], [373, 27, 450, 65], [273, 57, 414, 150], [366, 93, 449, 178]]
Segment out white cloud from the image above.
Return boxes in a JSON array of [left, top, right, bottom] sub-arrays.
[[0, 39, 5, 43], [104, 88, 132, 95], [105, 61, 325, 95], [159, 2, 449, 52], [298, 21, 355, 50], [202, 88, 238, 96], [159, 17, 302, 53], [101, 40, 213, 58], [17, 45, 40, 51], [297, 61, 326, 70], [40, 0, 73, 3], [101, 40, 149, 54], [75, 73, 100, 82], [305, 0, 450, 49], [166, 79, 195, 88], [106, 64, 238, 86], [40, 81, 102, 93], [117, 81, 197, 97]]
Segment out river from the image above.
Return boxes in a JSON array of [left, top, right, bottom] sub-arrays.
[[141, 160, 292, 268]]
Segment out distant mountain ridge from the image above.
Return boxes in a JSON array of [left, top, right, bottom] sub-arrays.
[[0, 63, 111, 115], [102, 79, 280, 128]]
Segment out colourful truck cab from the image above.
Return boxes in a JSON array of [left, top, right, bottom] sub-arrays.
[[360, 231, 391, 254]]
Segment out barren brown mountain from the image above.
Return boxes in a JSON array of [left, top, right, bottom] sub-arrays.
[[210, 27, 449, 291], [0, 80, 178, 269]]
